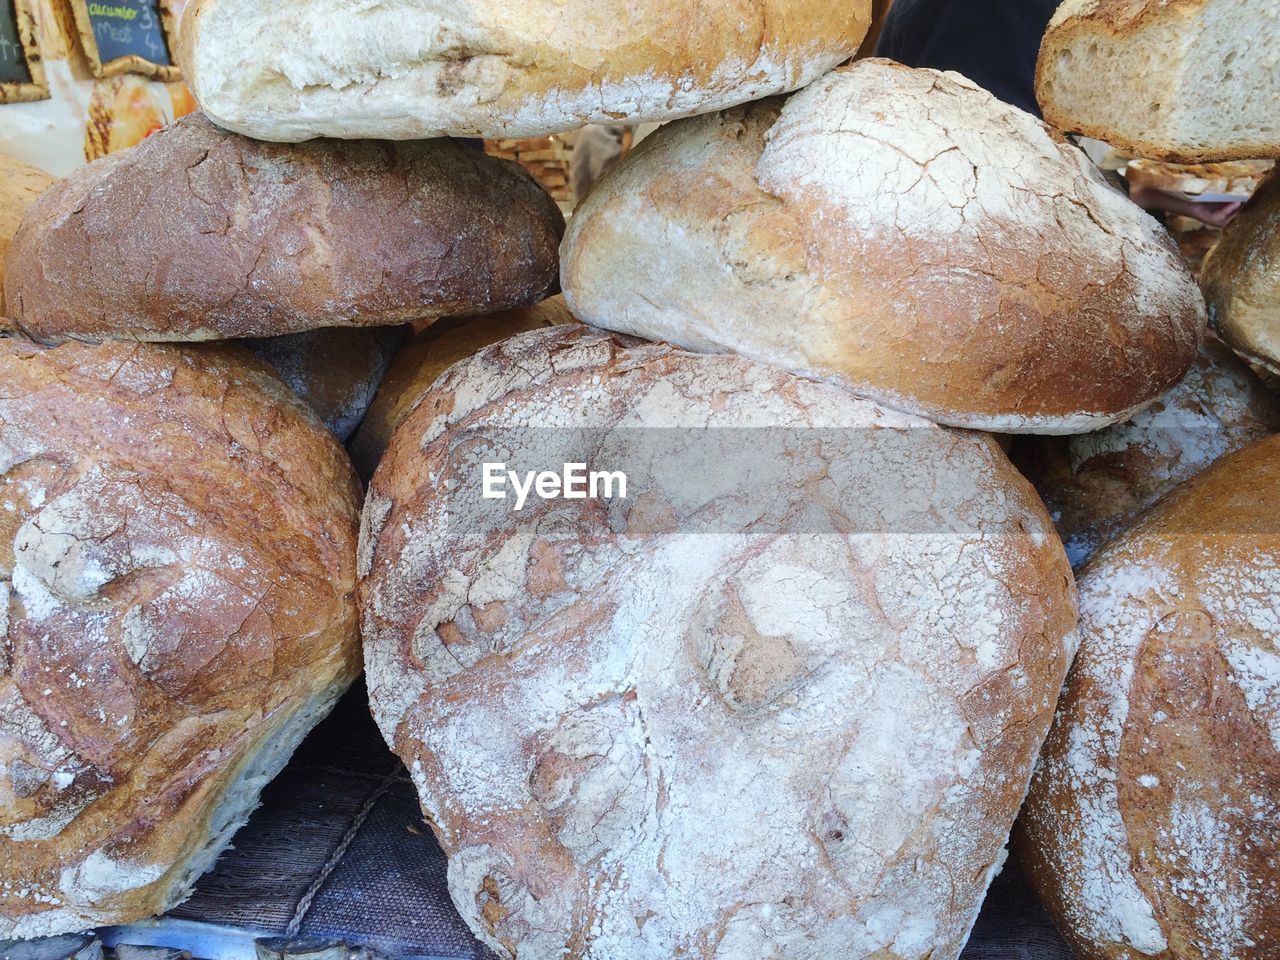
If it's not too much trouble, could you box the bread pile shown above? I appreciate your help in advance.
[3,1,1279,958]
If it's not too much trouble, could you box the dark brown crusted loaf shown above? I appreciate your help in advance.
[359,324,1079,960]
[1,113,565,342]
[0,337,362,938]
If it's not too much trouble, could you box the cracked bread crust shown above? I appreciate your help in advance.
[359,323,1079,959]
[2,113,565,343]
[179,0,872,142]
[0,337,362,938]
[1013,434,1280,960]
[561,60,1207,435]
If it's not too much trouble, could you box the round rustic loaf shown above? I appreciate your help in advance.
[2,113,564,343]
[245,325,407,441]
[360,323,1079,960]
[0,156,55,317]
[1013,434,1280,960]
[1202,171,1280,380]
[0,337,362,938]
[347,297,572,481]
[178,0,873,142]
[562,59,1208,434]
[1012,339,1280,567]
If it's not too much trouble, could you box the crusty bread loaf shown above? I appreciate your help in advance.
[1202,171,1280,378]
[3,113,564,343]
[1036,0,1280,163]
[245,326,407,442]
[348,297,571,481]
[359,323,1079,960]
[0,157,55,316]
[1013,434,1280,960]
[1012,339,1280,566]
[179,0,872,142]
[562,60,1207,435]
[0,337,362,938]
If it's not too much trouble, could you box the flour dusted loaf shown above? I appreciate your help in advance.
[348,297,571,481]
[562,60,1207,434]
[1202,171,1280,379]
[0,157,55,316]
[0,337,362,938]
[1014,434,1280,960]
[245,326,406,441]
[360,324,1079,959]
[179,0,872,142]
[3,113,564,343]
[1012,339,1280,567]
[1036,0,1280,163]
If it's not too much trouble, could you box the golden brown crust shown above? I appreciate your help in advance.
[1202,173,1280,377]
[0,156,56,315]
[1014,435,1280,960]
[563,61,1207,433]
[0,337,362,937]
[180,0,873,141]
[1011,339,1280,566]
[347,297,571,481]
[2,113,565,342]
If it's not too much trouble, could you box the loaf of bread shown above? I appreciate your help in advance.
[3,114,564,343]
[0,157,55,316]
[348,297,571,481]
[178,0,872,142]
[562,60,1207,434]
[1036,0,1280,163]
[360,323,1079,960]
[1014,434,1280,960]
[1012,339,1280,566]
[1202,171,1280,379]
[244,326,407,442]
[0,337,362,938]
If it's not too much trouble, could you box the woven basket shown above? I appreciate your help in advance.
[484,135,575,202]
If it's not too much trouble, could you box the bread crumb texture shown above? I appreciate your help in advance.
[360,324,1079,960]
[1014,435,1280,960]
[2,114,564,342]
[180,0,872,141]
[0,338,362,938]
[1037,0,1280,163]
[561,60,1206,435]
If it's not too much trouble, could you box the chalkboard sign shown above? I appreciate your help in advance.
[0,0,48,103]
[70,0,181,80]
